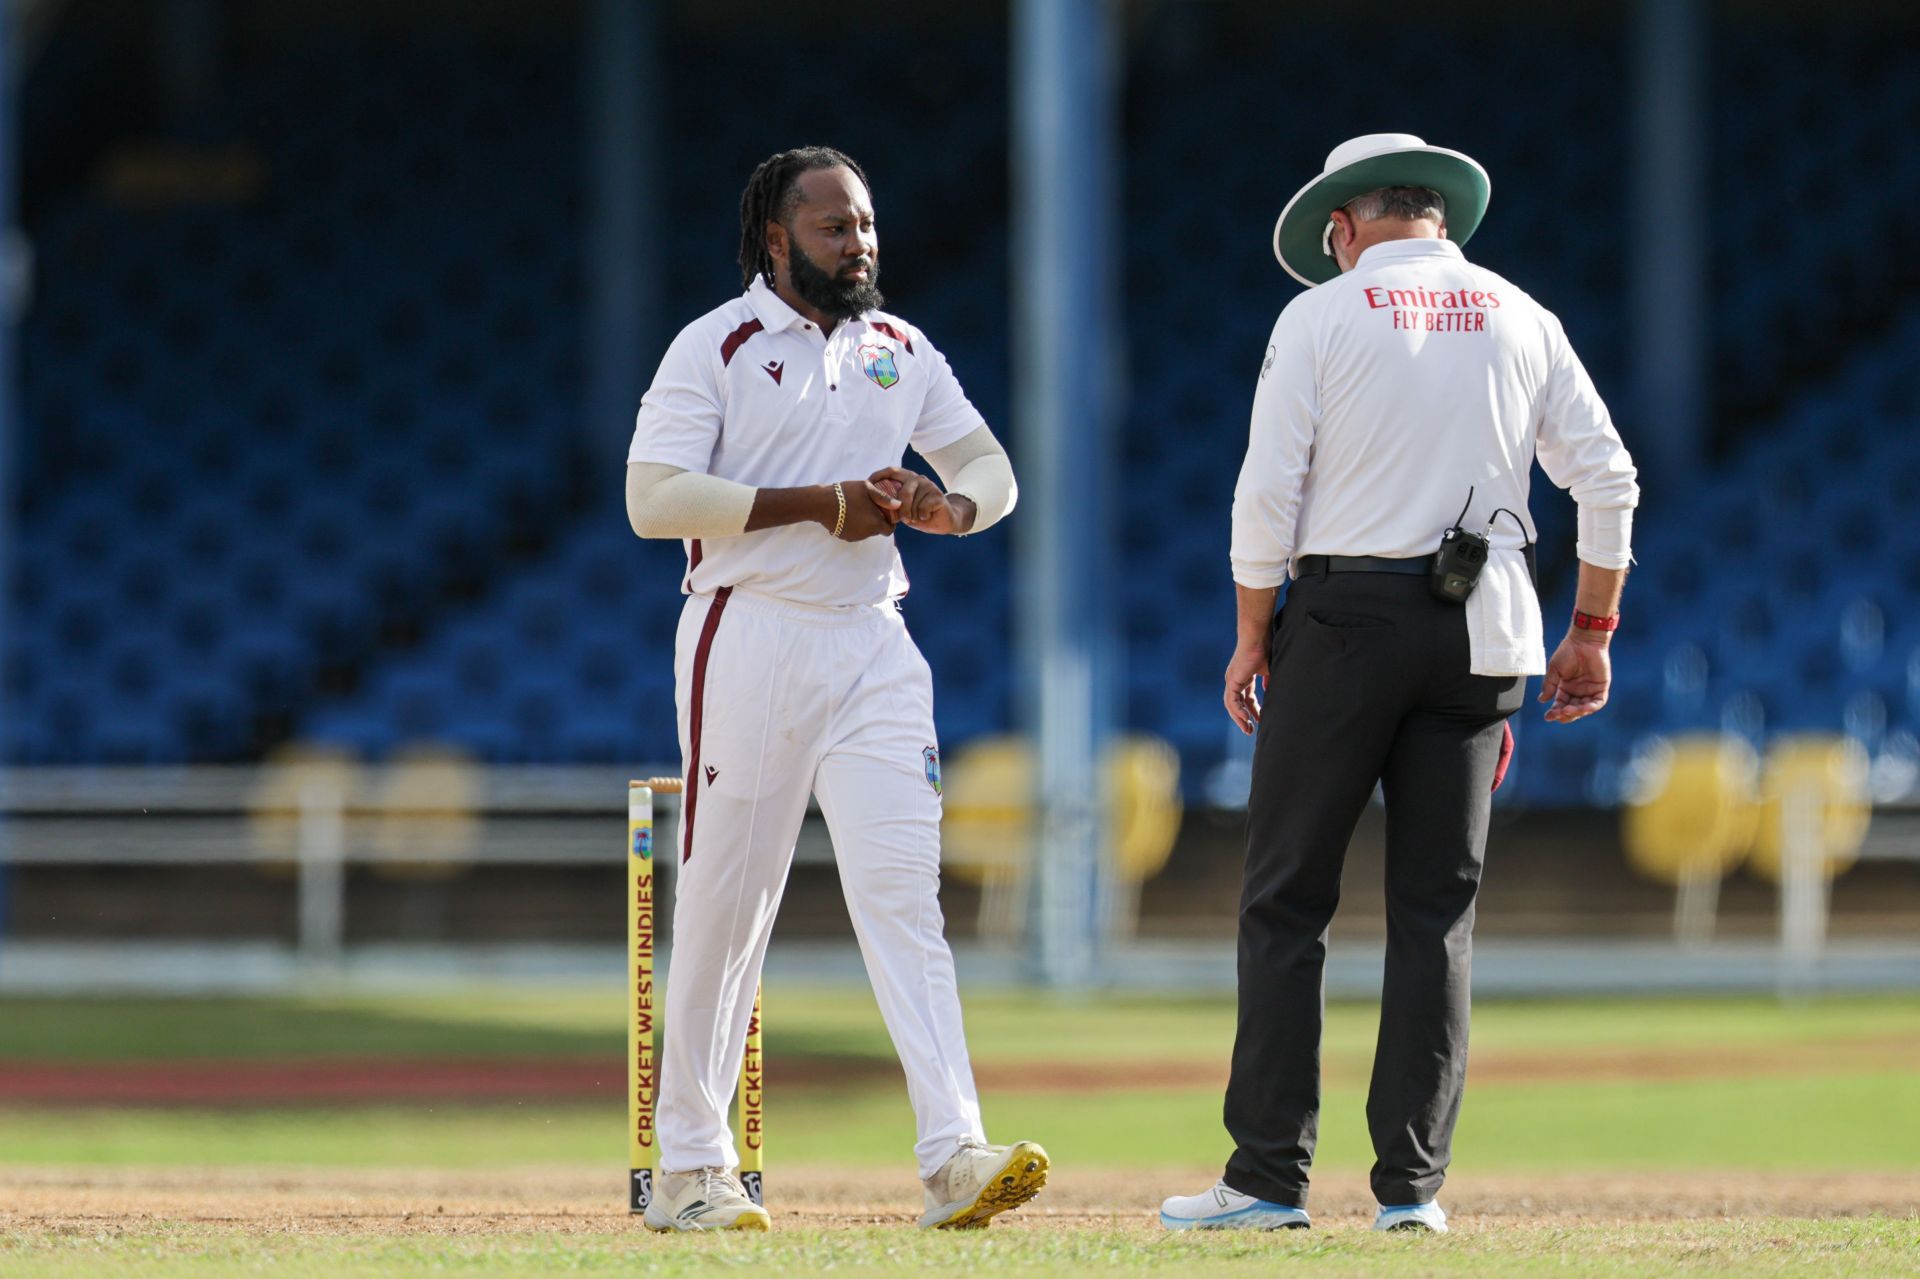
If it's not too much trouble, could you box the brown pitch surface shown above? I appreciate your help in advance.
[3,1166,1916,1236]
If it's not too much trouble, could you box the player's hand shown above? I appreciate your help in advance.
[867,467,973,535]
[1223,641,1268,735]
[1539,632,1611,723]
[834,478,901,541]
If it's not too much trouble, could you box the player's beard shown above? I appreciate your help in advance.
[786,243,883,319]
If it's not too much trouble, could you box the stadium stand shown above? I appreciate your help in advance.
[1712,18,1920,424]
[1519,302,1920,804]
[10,31,583,762]
[8,6,1917,812]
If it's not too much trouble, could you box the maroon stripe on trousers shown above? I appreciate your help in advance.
[681,586,733,863]
[683,539,702,592]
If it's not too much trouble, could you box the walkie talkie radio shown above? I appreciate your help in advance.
[1431,524,1488,603]
[1429,487,1525,605]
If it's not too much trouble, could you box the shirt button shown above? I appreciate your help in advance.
[803,323,812,330]
[830,384,837,391]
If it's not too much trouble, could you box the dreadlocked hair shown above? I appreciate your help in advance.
[737,146,871,290]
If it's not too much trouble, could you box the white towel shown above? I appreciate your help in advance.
[1466,548,1546,677]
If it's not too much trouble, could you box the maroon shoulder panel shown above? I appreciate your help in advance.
[720,319,765,367]
[868,321,915,355]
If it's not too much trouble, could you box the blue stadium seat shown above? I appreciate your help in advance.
[9,5,1917,802]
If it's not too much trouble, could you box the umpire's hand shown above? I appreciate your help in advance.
[1223,641,1267,735]
[1539,632,1611,723]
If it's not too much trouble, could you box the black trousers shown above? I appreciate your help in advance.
[1221,569,1525,1209]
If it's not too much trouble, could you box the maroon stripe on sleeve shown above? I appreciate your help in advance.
[719,319,765,367]
[680,586,733,863]
[868,320,914,355]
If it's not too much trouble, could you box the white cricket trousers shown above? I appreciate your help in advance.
[658,586,985,1180]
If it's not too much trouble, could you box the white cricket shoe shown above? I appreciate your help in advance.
[1159,1181,1311,1231]
[1373,1201,1448,1233]
[642,1167,771,1232]
[917,1138,1049,1229]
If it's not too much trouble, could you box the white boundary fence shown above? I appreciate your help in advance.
[0,766,1916,996]
[0,765,690,975]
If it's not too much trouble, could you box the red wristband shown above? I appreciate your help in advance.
[1572,610,1620,633]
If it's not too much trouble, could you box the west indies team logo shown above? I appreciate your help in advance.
[922,745,942,795]
[859,341,900,389]
[631,823,652,860]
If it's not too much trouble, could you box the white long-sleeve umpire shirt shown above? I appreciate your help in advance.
[1229,237,1640,676]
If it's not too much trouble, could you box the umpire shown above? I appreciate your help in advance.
[1161,135,1640,1235]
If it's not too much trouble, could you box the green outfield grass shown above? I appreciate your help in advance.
[4,1218,1919,1279]
[4,989,1917,1276]
[1,985,1914,1062]
[3,1068,1917,1171]
[1,989,1918,1172]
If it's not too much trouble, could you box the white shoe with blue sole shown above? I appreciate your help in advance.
[1373,1201,1448,1233]
[1160,1181,1311,1231]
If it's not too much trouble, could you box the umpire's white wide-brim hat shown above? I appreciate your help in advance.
[1272,133,1491,287]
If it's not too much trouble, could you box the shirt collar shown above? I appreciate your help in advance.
[746,276,809,333]
[1354,237,1465,270]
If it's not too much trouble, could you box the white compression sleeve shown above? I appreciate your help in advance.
[626,461,756,539]
[1576,505,1634,570]
[922,425,1018,533]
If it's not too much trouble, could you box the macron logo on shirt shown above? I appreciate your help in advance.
[762,360,784,384]
[1363,285,1501,333]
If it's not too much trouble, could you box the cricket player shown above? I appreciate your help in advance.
[624,146,1045,1232]
[1161,135,1638,1233]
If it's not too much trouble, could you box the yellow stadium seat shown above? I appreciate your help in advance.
[1621,733,1760,887]
[1748,735,1871,884]
[939,734,1183,938]
[366,745,483,881]
[247,742,363,874]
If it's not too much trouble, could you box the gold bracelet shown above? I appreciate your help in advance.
[831,481,847,539]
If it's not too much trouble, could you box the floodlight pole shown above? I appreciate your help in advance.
[584,0,659,456]
[1630,0,1706,483]
[0,1,16,931]
[1013,0,1122,989]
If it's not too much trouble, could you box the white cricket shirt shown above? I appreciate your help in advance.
[629,278,986,607]
[1230,237,1640,676]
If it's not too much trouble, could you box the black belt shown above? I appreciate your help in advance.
[1296,545,1537,580]
[1295,554,1426,577]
